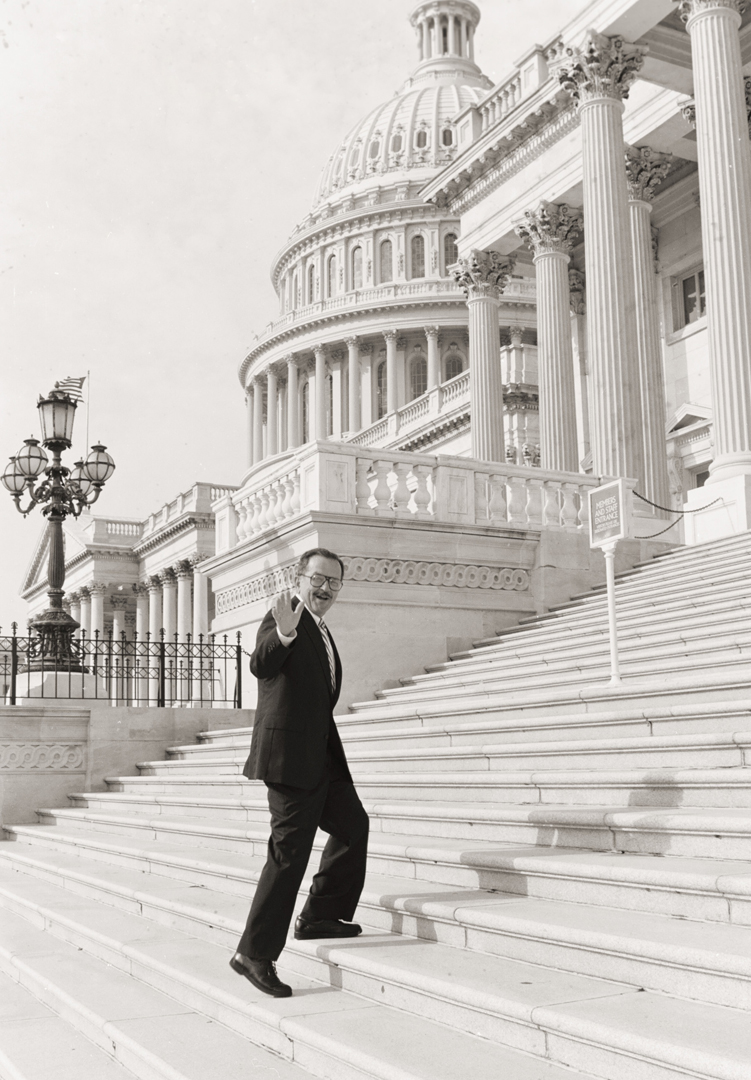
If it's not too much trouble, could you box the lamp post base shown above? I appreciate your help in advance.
[26,609,85,672]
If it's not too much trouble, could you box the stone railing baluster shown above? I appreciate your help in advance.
[507,475,528,524]
[355,459,374,512]
[488,474,508,523]
[561,482,580,529]
[391,461,412,517]
[411,464,433,518]
[542,480,562,528]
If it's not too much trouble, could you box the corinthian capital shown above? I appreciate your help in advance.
[625,145,673,202]
[451,249,516,300]
[514,202,583,256]
[559,32,646,106]
[678,1,746,24]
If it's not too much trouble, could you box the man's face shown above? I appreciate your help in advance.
[298,555,343,618]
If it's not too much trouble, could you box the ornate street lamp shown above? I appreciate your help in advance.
[1,385,116,670]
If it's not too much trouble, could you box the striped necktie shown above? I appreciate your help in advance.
[318,619,336,691]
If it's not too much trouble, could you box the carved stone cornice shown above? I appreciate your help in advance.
[625,145,673,203]
[678,0,746,23]
[514,201,582,256]
[558,33,646,106]
[452,249,516,300]
[569,268,586,314]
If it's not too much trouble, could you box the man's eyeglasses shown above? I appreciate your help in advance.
[302,572,344,592]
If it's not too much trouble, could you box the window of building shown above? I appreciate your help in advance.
[376,360,387,418]
[442,22,448,54]
[380,239,393,283]
[369,139,380,159]
[327,254,337,298]
[682,267,706,325]
[326,372,333,436]
[445,347,465,381]
[411,235,425,279]
[308,264,315,304]
[391,132,402,153]
[292,274,299,310]
[415,129,428,149]
[410,355,427,399]
[443,232,458,270]
[352,246,363,290]
[442,128,453,146]
[302,380,310,443]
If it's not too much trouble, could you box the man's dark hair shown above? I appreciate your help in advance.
[297,547,345,580]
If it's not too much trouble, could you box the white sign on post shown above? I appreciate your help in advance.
[588,479,633,685]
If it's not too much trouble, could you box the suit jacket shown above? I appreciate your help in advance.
[243,601,352,789]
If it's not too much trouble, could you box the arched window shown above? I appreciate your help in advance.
[292,274,299,310]
[302,379,310,443]
[415,129,428,149]
[308,264,315,303]
[411,234,425,279]
[376,360,387,419]
[444,232,458,271]
[445,346,465,382]
[410,355,427,400]
[326,372,334,436]
[327,254,337,298]
[391,132,402,153]
[352,246,363,290]
[380,239,393,283]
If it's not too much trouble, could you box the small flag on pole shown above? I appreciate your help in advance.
[54,376,86,401]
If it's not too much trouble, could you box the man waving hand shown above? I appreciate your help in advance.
[230,548,369,997]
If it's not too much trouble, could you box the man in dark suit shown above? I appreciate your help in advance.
[230,547,369,998]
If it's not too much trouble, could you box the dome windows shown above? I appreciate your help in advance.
[442,127,453,147]
[352,246,363,290]
[415,129,428,150]
[445,344,465,382]
[391,132,403,154]
[380,239,393,283]
[411,234,426,279]
[410,353,427,400]
[444,232,458,271]
[369,138,381,159]
[308,264,316,304]
[327,254,337,298]
[376,360,387,419]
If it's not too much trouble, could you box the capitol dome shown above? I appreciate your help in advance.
[312,1,492,210]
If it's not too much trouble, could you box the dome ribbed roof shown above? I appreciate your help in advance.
[311,2,492,210]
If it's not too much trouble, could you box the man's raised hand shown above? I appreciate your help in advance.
[271,590,304,638]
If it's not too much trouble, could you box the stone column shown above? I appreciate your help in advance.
[79,589,91,639]
[384,330,398,414]
[452,249,515,462]
[133,583,149,639]
[160,569,177,640]
[89,582,107,639]
[175,562,193,640]
[625,145,672,510]
[146,576,162,703]
[245,390,253,469]
[67,591,81,637]
[560,34,646,483]
[679,0,751,486]
[314,346,327,439]
[252,378,264,465]
[111,595,128,641]
[345,336,361,432]
[266,366,278,458]
[286,355,299,449]
[515,202,582,472]
[147,578,162,639]
[425,325,441,389]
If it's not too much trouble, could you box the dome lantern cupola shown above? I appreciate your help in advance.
[410,1,482,75]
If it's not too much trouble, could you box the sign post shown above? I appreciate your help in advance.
[589,479,633,686]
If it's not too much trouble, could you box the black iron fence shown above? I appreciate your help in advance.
[0,625,243,707]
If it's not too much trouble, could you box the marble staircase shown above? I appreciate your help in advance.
[3,533,751,1078]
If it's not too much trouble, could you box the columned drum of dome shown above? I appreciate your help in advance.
[238,1,538,469]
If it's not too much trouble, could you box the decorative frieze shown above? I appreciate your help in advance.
[343,557,530,591]
[559,33,646,105]
[625,145,672,203]
[0,743,84,771]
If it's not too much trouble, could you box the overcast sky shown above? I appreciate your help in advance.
[0,0,587,628]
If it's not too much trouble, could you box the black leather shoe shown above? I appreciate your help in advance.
[229,952,292,997]
[294,916,362,940]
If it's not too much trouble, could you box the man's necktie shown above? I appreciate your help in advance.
[318,620,336,691]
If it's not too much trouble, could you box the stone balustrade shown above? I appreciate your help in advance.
[215,439,600,554]
[350,369,470,449]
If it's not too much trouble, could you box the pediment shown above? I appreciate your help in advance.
[22,518,89,594]
[666,402,712,434]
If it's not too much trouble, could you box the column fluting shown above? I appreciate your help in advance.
[425,326,440,389]
[346,336,361,432]
[286,356,299,450]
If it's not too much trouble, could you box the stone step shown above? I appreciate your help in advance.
[0,969,140,1080]
[346,669,751,724]
[0,906,313,1080]
[162,729,751,774]
[7,816,751,923]
[445,600,751,669]
[3,837,751,1019]
[28,797,751,859]
[0,865,638,1080]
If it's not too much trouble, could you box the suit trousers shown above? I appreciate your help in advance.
[237,753,369,960]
